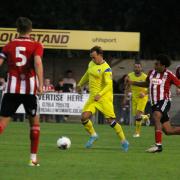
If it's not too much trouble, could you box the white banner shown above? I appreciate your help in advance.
[16,93,89,115]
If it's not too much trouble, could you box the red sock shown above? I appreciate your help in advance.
[30,124,40,154]
[155,130,162,145]
[0,122,5,134]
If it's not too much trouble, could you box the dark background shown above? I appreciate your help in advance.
[0,0,180,59]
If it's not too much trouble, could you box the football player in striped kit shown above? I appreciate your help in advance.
[128,54,180,153]
[0,17,44,165]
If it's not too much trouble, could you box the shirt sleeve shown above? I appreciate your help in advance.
[170,72,180,86]
[98,68,112,96]
[77,70,89,87]
[34,43,44,57]
[176,66,180,79]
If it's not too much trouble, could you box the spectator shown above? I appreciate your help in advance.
[43,77,55,92]
[63,70,76,121]
[55,78,65,92]
[41,77,55,122]
[63,70,76,92]
[54,78,65,123]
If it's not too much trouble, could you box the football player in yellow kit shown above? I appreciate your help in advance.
[77,46,129,151]
[124,63,150,137]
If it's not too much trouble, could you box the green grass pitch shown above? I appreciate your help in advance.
[1,122,180,180]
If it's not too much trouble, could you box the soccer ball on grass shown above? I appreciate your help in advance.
[57,136,71,150]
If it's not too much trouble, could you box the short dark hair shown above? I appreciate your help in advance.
[134,61,142,66]
[16,17,32,34]
[66,70,73,74]
[156,54,171,67]
[90,46,103,55]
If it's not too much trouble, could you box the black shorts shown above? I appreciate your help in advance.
[151,100,171,124]
[0,93,39,117]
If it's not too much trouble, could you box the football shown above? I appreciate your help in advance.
[57,136,71,150]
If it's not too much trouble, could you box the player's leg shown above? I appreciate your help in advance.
[133,98,149,137]
[81,100,98,148]
[0,93,20,134]
[0,117,10,134]
[81,111,98,148]
[29,115,40,166]
[133,110,143,137]
[81,111,96,136]
[23,94,40,166]
[162,121,180,135]
[132,98,140,137]
[140,98,150,126]
[146,110,163,153]
[106,118,129,152]
[100,100,129,152]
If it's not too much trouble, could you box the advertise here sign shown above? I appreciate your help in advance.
[16,93,89,115]
[0,28,140,51]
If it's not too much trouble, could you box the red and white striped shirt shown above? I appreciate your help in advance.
[43,84,55,92]
[176,65,180,79]
[0,37,43,95]
[148,69,180,105]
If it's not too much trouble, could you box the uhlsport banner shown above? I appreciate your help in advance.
[0,28,140,51]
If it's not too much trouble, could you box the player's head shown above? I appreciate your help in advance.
[44,77,51,85]
[16,17,32,35]
[133,62,142,75]
[65,70,73,78]
[155,54,171,72]
[90,46,104,64]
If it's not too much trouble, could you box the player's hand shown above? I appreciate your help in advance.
[139,92,145,98]
[176,88,180,96]
[76,86,82,94]
[125,78,133,86]
[37,86,43,95]
[94,94,101,101]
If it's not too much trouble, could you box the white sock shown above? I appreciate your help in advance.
[30,154,37,162]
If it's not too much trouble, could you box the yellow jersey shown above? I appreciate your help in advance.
[78,60,113,99]
[128,72,148,99]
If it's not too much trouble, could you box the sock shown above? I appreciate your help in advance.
[135,120,142,135]
[141,114,150,121]
[0,122,6,134]
[30,124,40,159]
[155,130,162,145]
[110,120,126,141]
[30,154,37,162]
[82,119,96,136]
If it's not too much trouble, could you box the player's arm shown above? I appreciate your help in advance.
[0,58,4,66]
[175,67,180,95]
[34,55,43,94]
[170,72,180,95]
[128,71,150,87]
[77,71,89,93]
[130,80,149,87]
[0,51,7,66]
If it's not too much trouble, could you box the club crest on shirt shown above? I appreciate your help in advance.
[97,69,101,73]
[151,78,162,85]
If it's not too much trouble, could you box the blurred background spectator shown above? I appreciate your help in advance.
[54,78,65,123]
[41,77,55,122]
[63,70,76,92]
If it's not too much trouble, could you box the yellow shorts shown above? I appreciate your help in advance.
[82,97,116,118]
[132,96,148,116]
